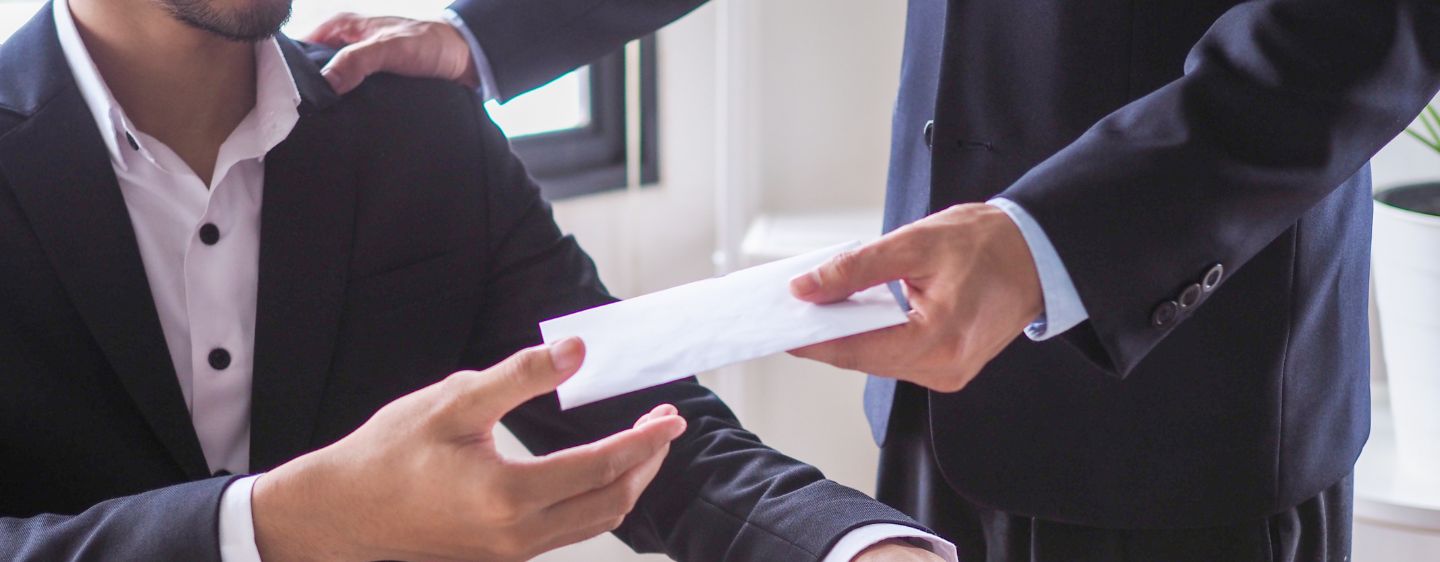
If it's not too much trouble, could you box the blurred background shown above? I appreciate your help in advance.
[2,1,1438,559]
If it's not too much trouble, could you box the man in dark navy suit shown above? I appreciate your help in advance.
[0,0,950,560]
[316,0,1440,560]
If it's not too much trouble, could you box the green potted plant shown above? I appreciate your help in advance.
[1373,103,1440,475]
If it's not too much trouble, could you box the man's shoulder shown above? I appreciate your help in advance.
[295,40,482,120]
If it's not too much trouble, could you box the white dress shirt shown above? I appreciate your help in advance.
[54,1,295,559]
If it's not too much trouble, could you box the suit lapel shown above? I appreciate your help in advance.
[0,4,210,479]
[0,89,213,480]
[248,38,357,471]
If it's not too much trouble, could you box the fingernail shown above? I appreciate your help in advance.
[790,271,819,296]
[549,337,583,372]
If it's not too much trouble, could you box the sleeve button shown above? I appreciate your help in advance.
[1178,283,1204,309]
[1203,263,1225,292]
[1152,301,1180,328]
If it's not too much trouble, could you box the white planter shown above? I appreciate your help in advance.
[1374,182,1440,476]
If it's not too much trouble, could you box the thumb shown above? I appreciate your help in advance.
[319,40,386,95]
[440,338,586,433]
[790,234,920,304]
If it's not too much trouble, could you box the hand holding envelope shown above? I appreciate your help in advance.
[540,241,909,409]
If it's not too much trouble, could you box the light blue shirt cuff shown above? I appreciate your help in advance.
[987,197,1089,340]
[821,523,958,562]
[442,9,501,101]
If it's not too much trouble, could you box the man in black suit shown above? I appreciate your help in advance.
[0,1,949,560]
[316,0,1440,560]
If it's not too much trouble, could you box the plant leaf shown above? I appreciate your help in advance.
[1405,127,1440,154]
[1422,105,1440,144]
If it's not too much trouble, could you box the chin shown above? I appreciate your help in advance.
[164,0,294,42]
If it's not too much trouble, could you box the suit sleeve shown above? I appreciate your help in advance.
[998,0,1440,376]
[0,477,233,561]
[446,0,708,101]
[453,92,927,561]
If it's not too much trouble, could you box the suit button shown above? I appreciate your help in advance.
[199,223,220,245]
[208,348,231,370]
[1178,283,1203,309]
[924,120,935,149]
[1152,301,1180,328]
[1202,263,1225,292]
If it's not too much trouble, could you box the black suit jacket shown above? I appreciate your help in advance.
[450,0,1440,528]
[0,5,925,560]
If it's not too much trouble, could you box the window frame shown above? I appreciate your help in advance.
[507,36,659,200]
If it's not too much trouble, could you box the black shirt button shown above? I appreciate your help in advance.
[213,469,232,477]
[199,223,220,245]
[923,120,935,149]
[125,132,139,151]
[1178,283,1204,309]
[1151,301,1180,328]
[208,348,231,370]
[1203,263,1225,292]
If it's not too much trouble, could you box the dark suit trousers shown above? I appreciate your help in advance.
[877,383,1352,562]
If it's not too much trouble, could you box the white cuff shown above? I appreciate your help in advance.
[218,475,263,562]
[987,197,1090,341]
[821,523,958,562]
[442,9,501,102]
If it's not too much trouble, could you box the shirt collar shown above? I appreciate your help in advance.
[52,0,302,172]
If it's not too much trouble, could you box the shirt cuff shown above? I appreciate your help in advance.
[442,9,501,101]
[821,523,958,562]
[987,197,1090,341]
[218,475,263,562]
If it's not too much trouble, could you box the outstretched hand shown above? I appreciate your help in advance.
[252,338,687,562]
[305,13,479,95]
[789,203,1043,393]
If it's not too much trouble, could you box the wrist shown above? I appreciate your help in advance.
[976,204,1044,322]
[432,18,480,89]
[252,452,365,562]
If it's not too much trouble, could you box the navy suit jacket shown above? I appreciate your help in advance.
[451,0,1440,528]
[0,4,925,559]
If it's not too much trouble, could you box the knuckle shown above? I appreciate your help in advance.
[608,486,638,516]
[486,497,522,526]
[600,454,625,485]
[511,346,550,374]
[490,535,524,558]
[481,481,526,525]
[607,515,627,532]
[829,250,862,280]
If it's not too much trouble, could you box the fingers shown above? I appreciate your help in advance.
[439,338,586,432]
[634,404,678,428]
[321,39,390,95]
[512,412,685,508]
[789,311,925,376]
[790,232,925,304]
[303,12,369,46]
[533,435,672,547]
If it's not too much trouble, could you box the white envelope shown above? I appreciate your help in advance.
[542,241,909,409]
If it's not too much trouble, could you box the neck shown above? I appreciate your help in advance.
[68,0,259,184]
